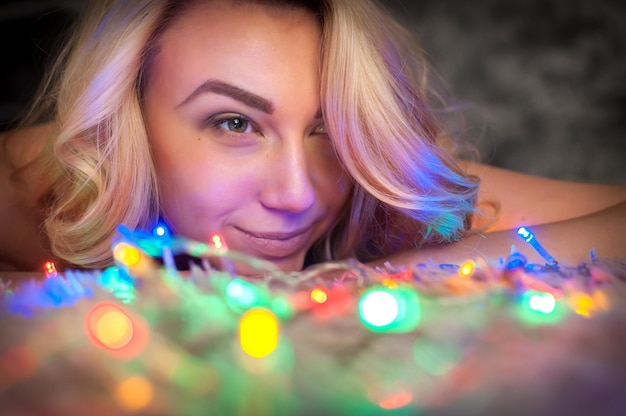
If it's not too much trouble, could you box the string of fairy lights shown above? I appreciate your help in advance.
[0,222,622,414]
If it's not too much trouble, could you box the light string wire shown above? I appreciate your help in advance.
[1,225,625,415]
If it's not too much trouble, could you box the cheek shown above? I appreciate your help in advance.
[309,140,353,210]
[155,157,214,235]
[327,172,353,216]
[151,142,254,238]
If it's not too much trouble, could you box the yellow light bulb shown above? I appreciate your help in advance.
[95,310,134,350]
[458,261,474,277]
[310,288,328,304]
[115,376,153,411]
[210,233,226,250]
[113,243,141,267]
[239,308,279,358]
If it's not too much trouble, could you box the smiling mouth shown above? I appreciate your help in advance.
[234,227,312,258]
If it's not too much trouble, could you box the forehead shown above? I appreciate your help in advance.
[146,1,322,102]
[161,0,319,47]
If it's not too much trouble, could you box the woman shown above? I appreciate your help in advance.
[1,0,624,276]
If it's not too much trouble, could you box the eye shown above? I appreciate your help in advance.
[312,123,326,135]
[216,116,253,133]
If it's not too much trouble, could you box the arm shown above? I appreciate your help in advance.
[372,200,626,268]
[465,162,626,231]
[371,164,626,268]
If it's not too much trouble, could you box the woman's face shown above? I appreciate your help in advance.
[143,2,351,273]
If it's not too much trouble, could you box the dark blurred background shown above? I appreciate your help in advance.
[1,0,625,183]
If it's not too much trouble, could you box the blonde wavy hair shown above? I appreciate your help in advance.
[22,0,480,269]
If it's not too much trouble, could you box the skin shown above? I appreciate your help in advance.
[376,163,626,268]
[0,2,625,279]
[143,2,351,274]
[0,124,52,272]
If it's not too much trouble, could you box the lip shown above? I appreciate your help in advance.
[234,226,313,259]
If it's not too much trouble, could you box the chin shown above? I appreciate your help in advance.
[230,255,305,278]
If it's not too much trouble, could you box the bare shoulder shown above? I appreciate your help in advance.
[2,124,52,164]
[462,162,626,232]
[0,124,54,271]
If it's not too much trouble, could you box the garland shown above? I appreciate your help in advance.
[1,225,625,415]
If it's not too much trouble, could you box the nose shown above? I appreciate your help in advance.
[260,138,316,214]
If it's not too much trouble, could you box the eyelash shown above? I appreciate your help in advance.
[207,114,257,136]
[204,113,327,138]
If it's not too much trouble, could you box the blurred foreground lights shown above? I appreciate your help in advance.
[43,261,58,278]
[152,221,170,238]
[360,291,398,327]
[115,376,154,412]
[519,291,564,326]
[378,391,414,410]
[226,279,263,312]
[367,382,414,411]
[239,308,279,358]
[210,233,226,250]
[359,287,421,333]
[528,292,556,314]
[85,302,149,359]
[96,308,134,349]
[458,261,475,277]
[310,288,328,304]
[113,243,141,267]
[569,290,610,318]
[99,267,136,304]
[382,278,398,288]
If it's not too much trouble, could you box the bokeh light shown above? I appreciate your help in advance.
[115,375,153,411]
[568,290,609,318]
[95,309,134,349]
[85,302,148,359]
[43,261,58,278]
[528,292,556,314]
[310,288,328,304]
[359,287,421,333]
[210,233,226,250]
[239,308,279,358]
[226,279,265,312]
[152,221,170,238]
[98,267,136,304]
[270,296,293,320]
[378,391,413,410]
[113,243,141,267]
[382,278,398,288]
[518,291,564,325]
[360,290,399,327]
[367,381,414,411]
[458,261,474,277]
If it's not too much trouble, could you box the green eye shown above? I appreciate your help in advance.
[313,124,326,134]
[220,117,251,133]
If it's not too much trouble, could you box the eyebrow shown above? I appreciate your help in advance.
[177,79,274,113]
